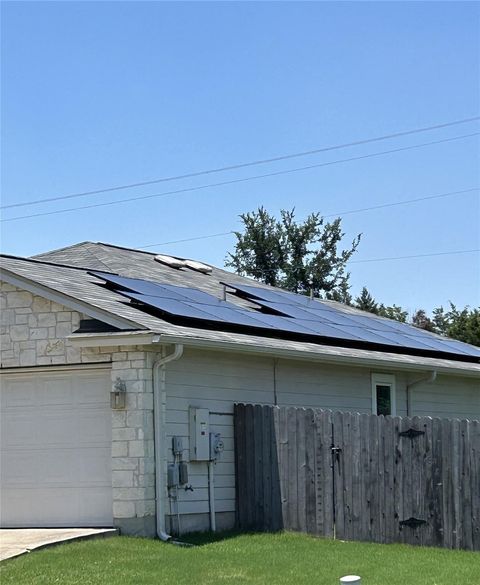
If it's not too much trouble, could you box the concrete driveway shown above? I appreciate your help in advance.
[0,528,118,561]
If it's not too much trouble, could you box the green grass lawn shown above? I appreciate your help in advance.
[1,531,479,585]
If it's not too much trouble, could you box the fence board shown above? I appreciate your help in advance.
[304,409,317,534]
[271,406,283,531]
[316,409,334,538]
[296,409,307,532]
[470,420,480,550]
[234,403,479,550]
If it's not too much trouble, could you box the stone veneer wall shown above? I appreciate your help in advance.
[0,281,158,536]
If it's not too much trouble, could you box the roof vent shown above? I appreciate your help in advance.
[154,254,186,269]
[184,259,213,274]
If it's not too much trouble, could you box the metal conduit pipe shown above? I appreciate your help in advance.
[406,370,437,416]
[153,344,184,541]
[208,461,216,532]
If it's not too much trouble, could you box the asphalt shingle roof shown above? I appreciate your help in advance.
[1,241,478,369]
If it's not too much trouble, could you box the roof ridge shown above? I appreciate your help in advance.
[32,241,95,258]
[95,241,158,256]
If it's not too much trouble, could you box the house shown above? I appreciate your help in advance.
[1,241,479,537]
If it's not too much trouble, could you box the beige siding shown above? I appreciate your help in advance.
[165,347,479,526]
[412,374,480,419]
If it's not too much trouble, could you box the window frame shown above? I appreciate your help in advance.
[371,373,396,416]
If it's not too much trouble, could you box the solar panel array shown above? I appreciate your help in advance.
[89,271,480,360]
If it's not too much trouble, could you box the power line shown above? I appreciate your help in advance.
[141,231,235,247]
[2,116,479,211]
[347,249,479,264]
[137,187,479,248]
[229,249,479,268]
[2,132,478,223]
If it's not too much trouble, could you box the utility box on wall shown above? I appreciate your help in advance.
[189,407,210,461]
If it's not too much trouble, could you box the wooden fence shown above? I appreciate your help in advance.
[234,404,480,550]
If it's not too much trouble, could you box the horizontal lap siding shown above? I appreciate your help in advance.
[164,348,478,521]
[165,349,374,519]
[413,375,480,420]
[166,350,274,516]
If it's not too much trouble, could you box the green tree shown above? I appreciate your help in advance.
[377,303,408,323]
[432,306,449,335]
[353,287,408,323]
[355,287,379,313]
[441,303,480,346]
[412,309,435,332]
[226,207,361,300]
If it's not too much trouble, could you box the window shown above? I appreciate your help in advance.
[371,373,396,416]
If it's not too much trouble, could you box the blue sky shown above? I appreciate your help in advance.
[1,1,479,313]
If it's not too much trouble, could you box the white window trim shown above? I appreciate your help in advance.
[371,373,396,416]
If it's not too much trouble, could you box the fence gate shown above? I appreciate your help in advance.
[234,404,480,551]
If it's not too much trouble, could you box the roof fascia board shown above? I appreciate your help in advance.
[157,334,480,378]
[1,268,142,331]
[69,332,160,347]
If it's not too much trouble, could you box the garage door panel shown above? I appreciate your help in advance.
[1,451,39,486]
[39,378,74,406]
[0,368,113,527]
[36,412,80,446]
[0,379,37,408]
[78,488,114,524]
[40,450,77,485]
[1,487,112,527]
[76,378,110,406]
[1,413,37,448]
[77,411,111,443]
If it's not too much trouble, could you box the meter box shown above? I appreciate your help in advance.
[189,407,210,461]
[209,432,224,461]
[167,463,179,488]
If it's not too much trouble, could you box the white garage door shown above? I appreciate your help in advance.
[0,367,113,527]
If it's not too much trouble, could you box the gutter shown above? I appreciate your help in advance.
[70,331,161,347]
[406,370,437,417]
[152,344,184,541]
[153,334,480,378]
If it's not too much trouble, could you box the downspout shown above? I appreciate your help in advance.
[153,344,184,541]
[406,370,437,416]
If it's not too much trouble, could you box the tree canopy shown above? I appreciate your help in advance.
[354,288,479,346]
[226,207,361,302]
[226,207,479,347]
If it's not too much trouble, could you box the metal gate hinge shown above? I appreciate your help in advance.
[400,517,427,529]
[399,428,425,439]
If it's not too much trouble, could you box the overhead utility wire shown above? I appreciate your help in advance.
[2,116,479,211]
[348,249,479,264]
[235,249,480,266]
[2,132,478,223]
[138,187,479,248]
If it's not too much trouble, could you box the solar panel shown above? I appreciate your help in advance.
[126,293,226,322]
[222,282,315,307]
[90,271,237,307]
[258,301,368,328]
[90,273,479,361]
[223,281,480,359]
